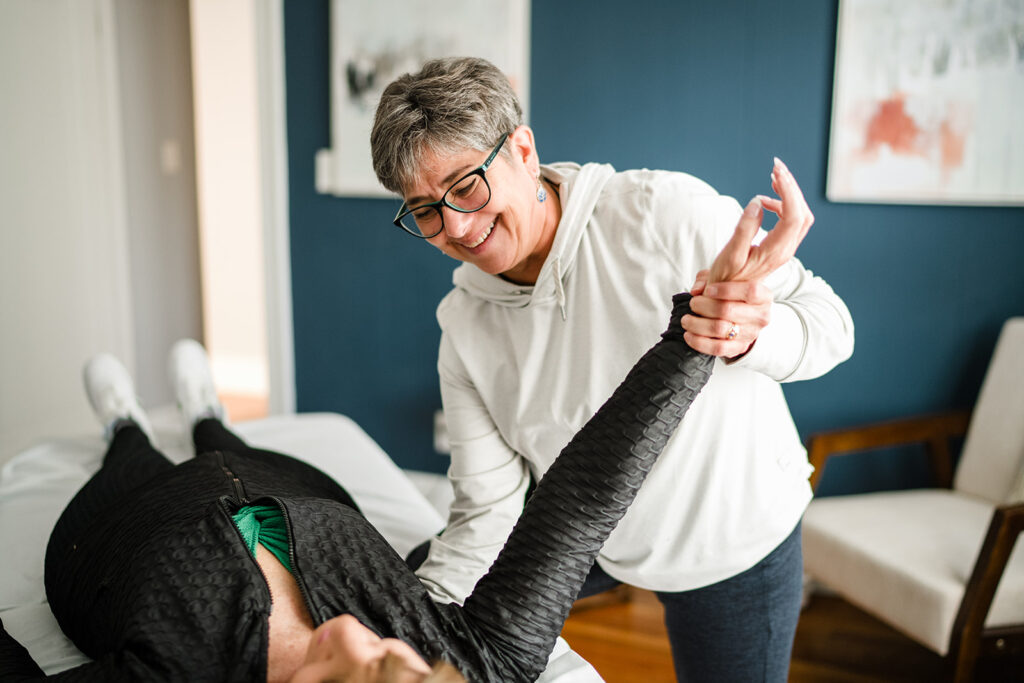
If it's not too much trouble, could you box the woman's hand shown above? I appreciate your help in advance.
[681,157,814,358]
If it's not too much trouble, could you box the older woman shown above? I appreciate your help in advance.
[371,57,854,682]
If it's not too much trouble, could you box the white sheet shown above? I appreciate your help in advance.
[0,410,601,681]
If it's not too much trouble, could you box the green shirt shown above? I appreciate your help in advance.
[231,504,292,573]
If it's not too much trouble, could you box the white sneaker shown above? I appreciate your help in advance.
[169,339,225,432]
[82,353,154,442]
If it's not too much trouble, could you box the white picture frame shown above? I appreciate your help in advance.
[316,0,531,198]
[826,0,1024,206]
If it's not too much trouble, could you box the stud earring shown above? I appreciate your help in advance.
[536,176,547,203]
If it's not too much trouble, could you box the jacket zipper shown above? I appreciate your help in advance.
[273,496,320,625]
[215,451,249,504]
[214,451,268,612]
[214,452,318,626]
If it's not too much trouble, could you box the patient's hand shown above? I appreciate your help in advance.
[681,157,814,358]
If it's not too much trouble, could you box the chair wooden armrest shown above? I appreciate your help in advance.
[949,502,1024,682]
[806,410,972,491]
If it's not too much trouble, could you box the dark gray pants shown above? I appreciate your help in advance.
[578,522,804,683]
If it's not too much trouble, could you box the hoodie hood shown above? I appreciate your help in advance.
[450,162,616,318]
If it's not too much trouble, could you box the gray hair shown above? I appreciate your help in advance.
[370,56,524,195]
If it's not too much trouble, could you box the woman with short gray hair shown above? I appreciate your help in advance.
[372,57,523,197]
[371,56,854,682]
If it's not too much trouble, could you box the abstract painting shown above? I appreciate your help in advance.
[316,0,530,198]
[827,0,1024,205]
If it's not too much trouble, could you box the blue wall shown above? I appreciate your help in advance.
[284,1,1024,489]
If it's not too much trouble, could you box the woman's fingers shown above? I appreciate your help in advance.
[683,159,816,357]
[756,194,782,215]
[697,280,772,306]
[773,158,814,242]
[688,283,772,325]
[681,314,749,340]
[690,269,710,295]
[680,293,773,359]
[702,158,814,287]
[748,159,813,275]
[707,197,763,284]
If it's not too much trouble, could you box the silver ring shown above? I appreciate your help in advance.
[726,323,739,340]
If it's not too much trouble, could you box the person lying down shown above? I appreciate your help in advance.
[0,186,807,682]
[0,309,709,683]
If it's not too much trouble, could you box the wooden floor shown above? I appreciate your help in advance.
[561,588,1024,682]
[219,392,269,423]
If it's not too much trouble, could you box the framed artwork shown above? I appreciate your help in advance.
[315,0,530,198]
[826,0,1024,205]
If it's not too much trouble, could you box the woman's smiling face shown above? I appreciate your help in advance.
[402,126,557,285]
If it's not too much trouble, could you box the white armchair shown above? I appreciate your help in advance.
[802,318,1024,682]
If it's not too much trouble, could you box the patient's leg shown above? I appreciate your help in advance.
[175,337,361,509]
[47,423,173,563]
[98,421,175,488]
[49,351,175,547]
[192,414,249,453]
[192,417,361,510]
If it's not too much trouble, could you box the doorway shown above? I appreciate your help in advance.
[189,0,293,421]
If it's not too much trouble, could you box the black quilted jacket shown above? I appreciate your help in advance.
[0,294,713,682]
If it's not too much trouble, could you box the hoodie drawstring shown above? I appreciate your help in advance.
[553,257,567,321]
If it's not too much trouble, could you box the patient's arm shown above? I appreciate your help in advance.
[460,293,714,681]
[0,617,142,681]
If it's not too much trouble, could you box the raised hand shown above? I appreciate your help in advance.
[682,157,815,358]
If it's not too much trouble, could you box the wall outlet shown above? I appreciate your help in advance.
[433,409,450,454]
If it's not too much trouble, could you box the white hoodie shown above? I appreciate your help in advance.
[416,162,854,602]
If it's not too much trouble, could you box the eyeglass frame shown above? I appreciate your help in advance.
[392,133,511,239]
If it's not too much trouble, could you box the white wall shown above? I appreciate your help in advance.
[115,0,203,406]
[190,0,269,398]
[0,0,134,460]
[0,0,201,462]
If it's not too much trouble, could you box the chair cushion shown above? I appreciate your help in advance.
[803,489,1024,655]
[955,317,1024,504]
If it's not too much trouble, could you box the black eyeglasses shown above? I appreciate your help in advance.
[393,134,510,239]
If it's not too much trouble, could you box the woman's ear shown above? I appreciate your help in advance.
[508,125,539,173]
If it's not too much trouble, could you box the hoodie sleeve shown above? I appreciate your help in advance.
[413,333,533,606]
[727,257,855,382]
[457,293,714,682]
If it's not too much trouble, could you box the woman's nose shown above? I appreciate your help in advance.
[441,205,474,239]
